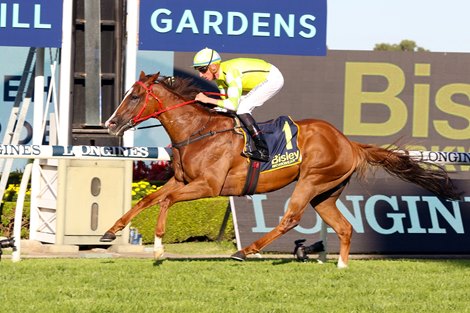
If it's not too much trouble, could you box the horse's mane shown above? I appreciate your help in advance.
[154,75,203,101]
[144,74,225,114]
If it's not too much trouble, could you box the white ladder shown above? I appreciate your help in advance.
[0,48,36,203]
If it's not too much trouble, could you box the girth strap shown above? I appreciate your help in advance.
[241,160,261,196]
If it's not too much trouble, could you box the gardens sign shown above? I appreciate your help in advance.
[139,0,327,56]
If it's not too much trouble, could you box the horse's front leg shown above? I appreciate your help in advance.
[100,178,182,242]
[151,177,224,259]
[153,198,171,259]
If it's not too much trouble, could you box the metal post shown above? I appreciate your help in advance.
[30,48,45,243]
[123,0,139,147]
[58,0,73,146]
[84,0,102,126]
[318,220,327,263]
[11,163,33,262]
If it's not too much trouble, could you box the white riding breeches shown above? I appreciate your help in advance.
[236,65,284,114]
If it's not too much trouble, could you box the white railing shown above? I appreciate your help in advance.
[1,145,171,262]
[0,145,172,162]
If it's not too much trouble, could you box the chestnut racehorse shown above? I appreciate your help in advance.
[101,72,459,268]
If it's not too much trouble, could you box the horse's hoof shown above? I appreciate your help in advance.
[153,247,165,260]
[231,250,246,261]
[100,232,116,242]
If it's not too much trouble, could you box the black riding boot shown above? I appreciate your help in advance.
[238,113,270,162]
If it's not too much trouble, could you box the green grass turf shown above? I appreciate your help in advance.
[1,257,469,313]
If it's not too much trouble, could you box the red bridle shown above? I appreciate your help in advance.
[130,81,196,125]
[130,81,226,126]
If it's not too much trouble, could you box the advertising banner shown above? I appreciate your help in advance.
[174,50,470,254]
[232,179,470,254]
[139,0,327,56]
[0,0,63,48]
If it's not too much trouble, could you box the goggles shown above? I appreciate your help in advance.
[194,49,214,74]
[195,65,209,73]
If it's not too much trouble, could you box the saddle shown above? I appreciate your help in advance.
[240,116,301,172]
[239,116,302,195]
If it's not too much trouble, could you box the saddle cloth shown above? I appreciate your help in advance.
[242,116,302,172]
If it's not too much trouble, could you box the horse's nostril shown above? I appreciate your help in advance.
[105,120,115,128]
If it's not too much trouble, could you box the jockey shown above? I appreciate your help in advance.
[193,47,284,163]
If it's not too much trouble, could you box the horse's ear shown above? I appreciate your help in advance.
[139,71,146,80]
[150,72,160,83]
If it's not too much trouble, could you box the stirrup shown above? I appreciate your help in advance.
[243,149,270,162]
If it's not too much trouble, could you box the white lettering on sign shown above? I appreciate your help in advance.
[0,3,51,29]
[227,11,247,35]
[250,195,468,235]
[204,11,223,35]
[149,8,317,38]
[62,146,151,158]
[176,9,198,33]
[0,3,4,27]
[150,8,172,32]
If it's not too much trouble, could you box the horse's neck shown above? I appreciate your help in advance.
[160,104,215,143]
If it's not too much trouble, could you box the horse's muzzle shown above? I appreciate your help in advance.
[104,118,130,136]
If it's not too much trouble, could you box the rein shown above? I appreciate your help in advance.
[130,79,232,148]
[130,81,226,126]
[172,127,238,148]
[172,106,239,148]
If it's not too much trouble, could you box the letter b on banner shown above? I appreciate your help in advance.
[343,62,407,136]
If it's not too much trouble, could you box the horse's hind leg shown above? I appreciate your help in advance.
[232,181,314,261]
[311,191,352,268]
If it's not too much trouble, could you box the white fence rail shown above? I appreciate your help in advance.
[1,145,469,165]
[0,145,172,161]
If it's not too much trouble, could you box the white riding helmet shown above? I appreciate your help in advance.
[193,48,221,68]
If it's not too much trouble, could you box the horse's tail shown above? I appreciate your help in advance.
[353,142,461,200]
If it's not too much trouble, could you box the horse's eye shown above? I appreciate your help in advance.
[130,95,140,101]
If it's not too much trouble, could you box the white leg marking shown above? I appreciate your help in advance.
[337,255,348,269]
[154,236,165,259]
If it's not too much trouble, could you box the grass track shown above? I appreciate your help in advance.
[1,257,469,313]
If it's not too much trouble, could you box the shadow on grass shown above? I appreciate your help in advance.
[151,256,327,267]
[153,257,251,267]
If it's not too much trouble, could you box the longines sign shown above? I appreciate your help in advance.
[232,180,470,254]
